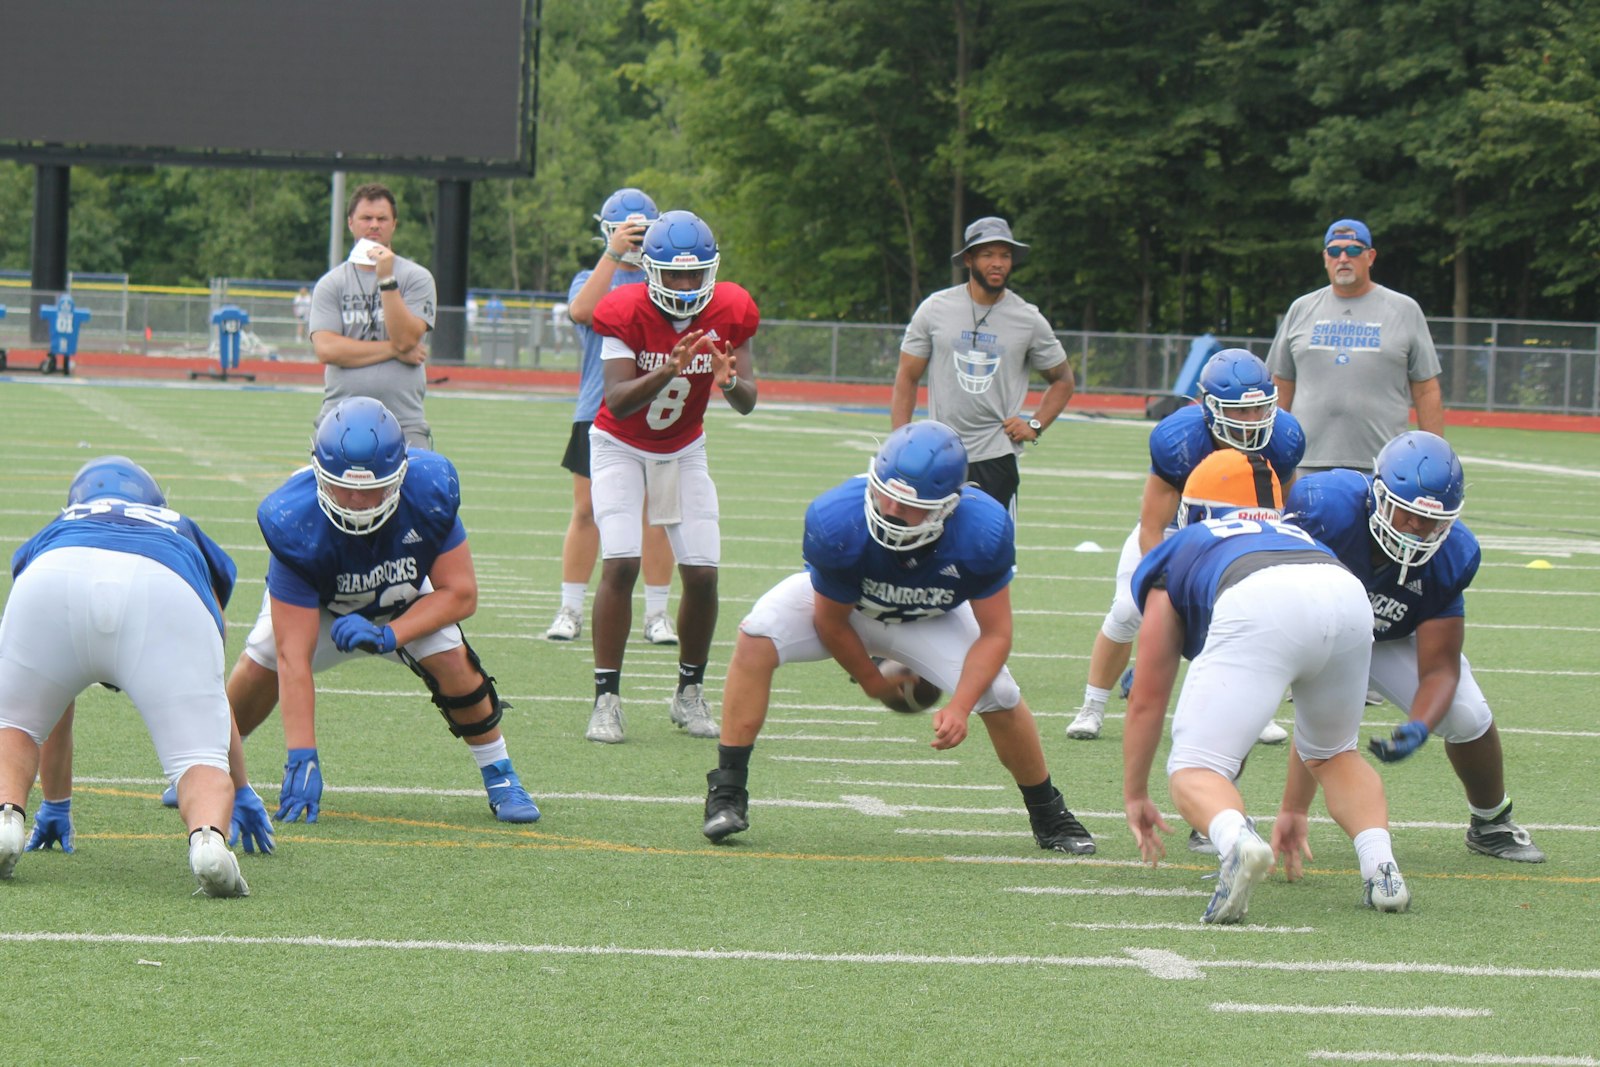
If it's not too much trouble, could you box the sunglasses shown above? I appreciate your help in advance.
[1325,243,1370,259]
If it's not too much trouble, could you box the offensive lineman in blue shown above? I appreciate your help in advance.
[700,421,1095,854]
[0,457,250,896]
[1122,450,1408,923]
[223,397,541,825]
[1285,430,1545,862]
[1069,349,1306,746]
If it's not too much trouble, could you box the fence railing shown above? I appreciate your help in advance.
[1,283,1596,416]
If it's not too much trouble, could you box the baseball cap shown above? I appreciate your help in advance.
[1324,218,1373,246]
[952,216,1029,264]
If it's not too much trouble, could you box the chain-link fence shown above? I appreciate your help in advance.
[2,282,1596,415]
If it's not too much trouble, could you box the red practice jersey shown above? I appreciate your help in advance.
[590,282,760,454]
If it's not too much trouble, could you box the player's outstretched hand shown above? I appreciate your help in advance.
[1124,797,1171,866]
[330,614,397,655]
[277,748,323,824]
[1271,809,1312,881]
[230,785,276,854]
[25,798,75,853]
[1369,720,1430,763]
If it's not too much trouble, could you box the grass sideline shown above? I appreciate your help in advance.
[1,378,1598,1066]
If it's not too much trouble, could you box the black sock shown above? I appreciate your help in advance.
[1019,776,1056,809]
[717,743,753,773]
[594,669,621,698]
[678,663,705,690]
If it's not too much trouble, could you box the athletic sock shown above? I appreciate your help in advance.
[1208,809,1251,858]
[594,669,621,698]
[678,663,705,691]
[1018,776,1056,810]
[644,584,670,617]
[1353,826,1397,881]
[717,744,753,773]
[1082,685,1110,711]
[560,582,587,613]
[468,737,510,770]
[1469,794,1512,822]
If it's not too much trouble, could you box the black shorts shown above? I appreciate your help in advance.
[966,453,1020,516]
[561,420,593,479]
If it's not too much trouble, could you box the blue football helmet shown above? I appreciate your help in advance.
[1199,349,1277,451]
[641,210,720,318]
[67,455,165,508]
[311,397,409,534]
[596,187,660,267]
[1368,430,1464,580]
[865,421,968,552]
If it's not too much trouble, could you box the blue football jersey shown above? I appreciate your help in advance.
[1132,517,1338,659]
[1148,405,1306,490]
[569,265,646,423]
[1285,470,1476,640]
[259,449,467,622]
[803,478,1014,622]
[12,501,237,635]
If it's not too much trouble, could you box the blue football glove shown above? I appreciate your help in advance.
[330,614,397,655]
[1369,719,1431,763]
[24,798,75,853]
[276,747,323,823]
[230,785,276,854]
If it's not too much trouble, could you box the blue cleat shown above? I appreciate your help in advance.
[161,781,178,808]
[1118,667,1134,700]
[1202,826,1273,924]
[482,760,541,823]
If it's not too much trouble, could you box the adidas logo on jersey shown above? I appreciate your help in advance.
[939,564,961,578]
[1405,579,1423,595]
[401,528,423,545]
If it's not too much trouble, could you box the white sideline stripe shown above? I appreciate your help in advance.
[67,777,1600,834]
[1029,710,1600,739]
[1079,923,1316,934]
[842,795,904,817]
[816,779,1005,791]
[761,732,921,744]
[1005,885,1210,898]
[773,717,884,726]
[1213,1002,1488,1018]
[1308,1053,1596,1066]
[772,756,956,766]
[1465,455,1600,479]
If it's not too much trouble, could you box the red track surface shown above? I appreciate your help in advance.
[10,349,1599,432]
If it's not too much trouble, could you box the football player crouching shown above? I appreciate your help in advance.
[701,420,1095,855]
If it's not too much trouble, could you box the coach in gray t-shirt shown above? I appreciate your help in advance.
[310,182,437,449]
[1267,218,1444,472]
[891,217,1073,516]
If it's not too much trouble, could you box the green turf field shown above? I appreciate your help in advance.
[2,379,1597,1066]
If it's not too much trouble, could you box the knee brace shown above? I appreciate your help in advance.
[399,640,508,739]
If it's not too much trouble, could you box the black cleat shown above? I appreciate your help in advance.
[702,769,749,843]
[1028,788,1095,855]
[1466,803,1546,863]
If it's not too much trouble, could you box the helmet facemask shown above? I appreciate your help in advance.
[599,212,655,267]
[1203,389,1277,451]
[314,458,408,535]
[1368,479,1459,583]
[645,256,719,318]
[864,465,961,552]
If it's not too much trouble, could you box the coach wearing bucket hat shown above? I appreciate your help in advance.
[1266,218,1444,474]
[891,216,1073,518]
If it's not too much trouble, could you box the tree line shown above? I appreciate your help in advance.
[2,0,1596,335]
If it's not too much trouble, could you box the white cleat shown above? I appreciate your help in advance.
[669,684,719,739]
[189,827,249,898]
[1202,828,1272,924]
[545,606,582,641]
[586,692,626,744]
[1066,703,1104,740]
[1256,719,1289,745]
[1363,861,1411,912]
[1,805,25,879]
[642,612,679,646]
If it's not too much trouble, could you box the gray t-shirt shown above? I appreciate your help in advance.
[1267,283,1441,470]
[310,254,437,442]
[900,284,1066,463]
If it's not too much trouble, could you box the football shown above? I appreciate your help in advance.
[876,659,943,713]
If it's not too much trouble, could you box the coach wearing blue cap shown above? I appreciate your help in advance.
[1266,218,1445,474]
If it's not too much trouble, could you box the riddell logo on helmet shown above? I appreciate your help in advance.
[1412,497,1446,513]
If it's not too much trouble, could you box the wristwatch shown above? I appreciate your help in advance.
[377,277,400,292]
[1027,418,1044,436]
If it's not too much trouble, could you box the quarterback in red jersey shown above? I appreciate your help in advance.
[583,209,760,745]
